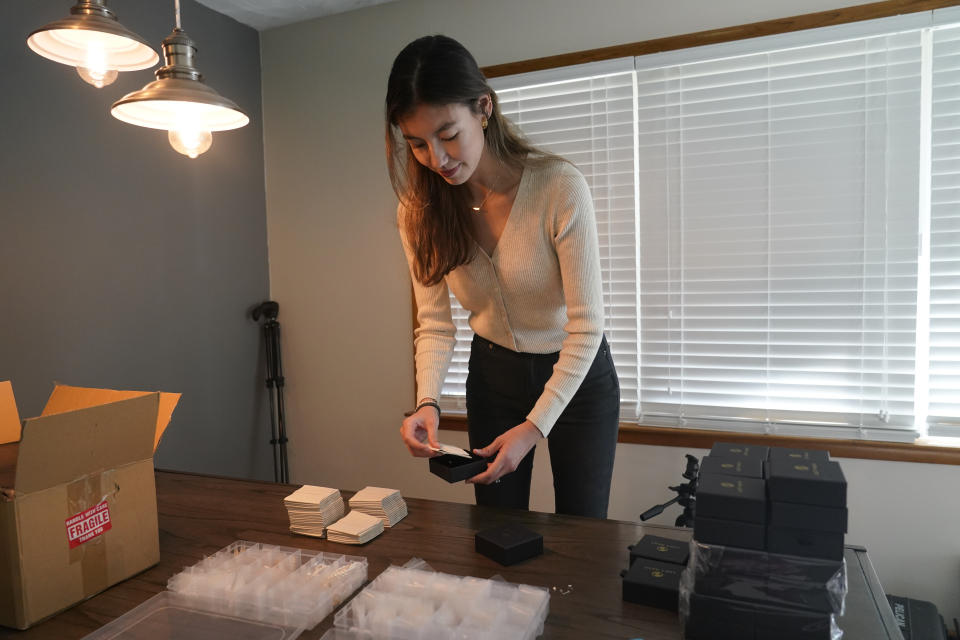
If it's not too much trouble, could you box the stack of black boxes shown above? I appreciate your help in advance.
[682,443,849,640]
[621,534,690,610]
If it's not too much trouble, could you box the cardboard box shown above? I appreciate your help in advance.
[0,382,179,629]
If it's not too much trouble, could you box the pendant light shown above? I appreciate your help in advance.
[110,0,249,159]
[27,0,158,89]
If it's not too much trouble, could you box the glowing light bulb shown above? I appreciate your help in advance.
[168,128,213,158]
[76,66,118,88]
[76,43,117,88]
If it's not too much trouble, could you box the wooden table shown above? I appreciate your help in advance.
[1,470,686,639]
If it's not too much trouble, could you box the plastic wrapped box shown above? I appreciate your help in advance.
[679,540,847,640]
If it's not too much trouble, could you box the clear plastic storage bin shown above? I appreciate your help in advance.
[323,561,550,640]
[82,541,368,640]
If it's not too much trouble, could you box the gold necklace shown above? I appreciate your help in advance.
[471,173,500,214]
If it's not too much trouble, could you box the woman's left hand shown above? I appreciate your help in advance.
[467,420,543,485]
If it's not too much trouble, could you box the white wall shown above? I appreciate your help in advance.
[260,0,960,622]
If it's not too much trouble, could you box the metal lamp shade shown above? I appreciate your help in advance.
[111,78,249,131]
[27,8,158,71]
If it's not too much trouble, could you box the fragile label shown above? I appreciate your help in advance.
[65,500,112,548]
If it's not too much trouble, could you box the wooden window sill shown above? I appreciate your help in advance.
[437,414,960,465]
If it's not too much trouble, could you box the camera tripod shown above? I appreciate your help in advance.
[251,301,289,484]
[639,454,699,527]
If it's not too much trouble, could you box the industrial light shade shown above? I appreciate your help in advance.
[111,28,248,158]
[27,0,158,88]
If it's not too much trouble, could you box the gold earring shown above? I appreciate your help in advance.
[481,117,488,130]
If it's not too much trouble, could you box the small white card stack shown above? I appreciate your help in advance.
[284,485,345,538]
[348,486,408,527]
[325,511,384,545]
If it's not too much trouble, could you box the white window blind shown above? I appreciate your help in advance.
[427,12,960,442]
[437,63,639,419]
[636,33,923,441]
[928,24,960,436]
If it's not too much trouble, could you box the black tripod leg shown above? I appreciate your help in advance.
[264,322,281,483]
[272,323,289,484]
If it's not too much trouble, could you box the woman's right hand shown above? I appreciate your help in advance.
[400,404,441,457]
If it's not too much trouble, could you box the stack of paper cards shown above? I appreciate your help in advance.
[348,486,408,527]
[284,485,345,538]
[326,510,384,545]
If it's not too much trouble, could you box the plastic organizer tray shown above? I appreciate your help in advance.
[82,541,367,640]
[323,561,550,640]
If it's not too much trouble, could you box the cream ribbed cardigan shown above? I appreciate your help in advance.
[399,159,604,436]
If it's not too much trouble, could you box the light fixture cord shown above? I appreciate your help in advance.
[174,0,182,29]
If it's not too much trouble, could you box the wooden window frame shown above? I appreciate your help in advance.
[412,0,960,465]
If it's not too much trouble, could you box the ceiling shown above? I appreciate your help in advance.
[193,0,398,31]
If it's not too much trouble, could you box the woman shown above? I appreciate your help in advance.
[387,35,620,518]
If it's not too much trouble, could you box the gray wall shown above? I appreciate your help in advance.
[0,0,273,480]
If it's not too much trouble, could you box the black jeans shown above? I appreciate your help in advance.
[465,334,620,518]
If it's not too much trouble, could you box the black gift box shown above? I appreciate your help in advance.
[770,501,848,533]
[620,558,681,610]
[754,603,835,640]
[694,515,766,550]
[700,455,765,479]
[628,534,689,566]
[685,593,835,640]
[768,447,830,465]
[474,524,543,565]
[685,593,756,640]
[693,555,843,614]
[710,442,770,460]
[429,453,490,483]
[768,526,844,561]
[766,458,846,507]
[696,473,767,523]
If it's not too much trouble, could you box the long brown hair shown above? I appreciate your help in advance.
[385,35,548,286]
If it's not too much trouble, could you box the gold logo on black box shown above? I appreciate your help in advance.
[721,481,734,488]
[651,569,664,579]
[795,464,809,471]
[656,544,669,552]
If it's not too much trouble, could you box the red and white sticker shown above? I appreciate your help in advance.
[65,500,112,549]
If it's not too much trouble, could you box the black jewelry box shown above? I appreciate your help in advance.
[620,557,682,610]
[696,473,767,523]
[770,501,848,533]
[686,593,835,640]
[429,453,490,483]
[767,526,845,561]
[766,458,847,507]
[684,592,756,640]
[694,558,843,614]
[754,602,835,640]
[694,515,766,551]
[767,447,830,465]
[711,442,770,460]
[700,455,765,479]
[628,534,689,566]
[475,524,543,565]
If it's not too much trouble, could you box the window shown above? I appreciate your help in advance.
[434,9,960,443]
